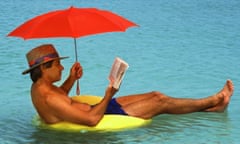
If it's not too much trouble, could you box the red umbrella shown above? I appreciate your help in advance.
[8,6,137,39]
[8,6,138,95]
[8,6,137,59]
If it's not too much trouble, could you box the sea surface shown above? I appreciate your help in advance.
[0,0,240,143]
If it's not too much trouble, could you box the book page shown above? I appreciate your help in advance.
[108,57,129,89]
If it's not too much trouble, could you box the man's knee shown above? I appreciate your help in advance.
[150,91,161,96]
[150,91,166,101]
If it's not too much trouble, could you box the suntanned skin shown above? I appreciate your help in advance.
[31,59,234,126]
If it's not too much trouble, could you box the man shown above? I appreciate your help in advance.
[23,44,234,126]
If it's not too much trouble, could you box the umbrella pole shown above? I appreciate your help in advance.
[74,38,78,62]
[74,38,80,95]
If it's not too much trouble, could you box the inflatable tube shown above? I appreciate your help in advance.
[33,95,151,132]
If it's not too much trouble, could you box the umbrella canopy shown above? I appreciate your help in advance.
[8,6,137,39]
[8,6,138,95]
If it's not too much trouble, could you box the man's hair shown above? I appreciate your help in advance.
[30,61,54,83]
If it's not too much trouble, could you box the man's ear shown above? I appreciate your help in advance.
[40,64,46,72]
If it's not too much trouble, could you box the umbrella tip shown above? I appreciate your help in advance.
[69,6,75,9]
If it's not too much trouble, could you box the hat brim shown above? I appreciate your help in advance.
[22,56,69,75]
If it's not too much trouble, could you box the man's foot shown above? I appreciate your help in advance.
[205,80,234,112]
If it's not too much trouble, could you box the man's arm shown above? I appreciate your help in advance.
[46,86,118,126]
[60,62,83,94]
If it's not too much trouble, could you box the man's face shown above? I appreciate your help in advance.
[45,59,64,82]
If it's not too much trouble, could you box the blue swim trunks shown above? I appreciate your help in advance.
[105,98,128,115]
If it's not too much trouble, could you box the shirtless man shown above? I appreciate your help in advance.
[23,44,234,126]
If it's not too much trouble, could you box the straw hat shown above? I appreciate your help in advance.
[22,44,68,75]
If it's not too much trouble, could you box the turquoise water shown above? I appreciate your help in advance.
[0,0,240,143]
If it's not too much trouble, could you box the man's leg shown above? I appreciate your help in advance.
[117,80,234,119]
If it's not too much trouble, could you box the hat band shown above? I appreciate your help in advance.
[29,53,59,67]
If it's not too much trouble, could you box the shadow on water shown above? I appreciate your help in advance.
[28,127,149,144]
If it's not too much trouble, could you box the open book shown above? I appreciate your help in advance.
[108,57,129,89]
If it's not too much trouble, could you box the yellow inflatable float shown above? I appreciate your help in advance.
[33,95,151,132]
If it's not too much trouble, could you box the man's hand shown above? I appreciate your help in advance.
[105,86,118,99]
[70,62,83,81]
